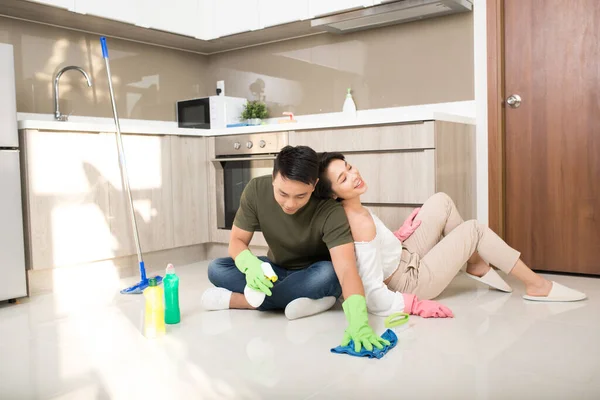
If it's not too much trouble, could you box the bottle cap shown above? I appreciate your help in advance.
[166,263,175,274]
[148,277,157,287]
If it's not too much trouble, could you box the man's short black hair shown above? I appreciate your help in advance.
[314,152,346,199]
[273,145,319,185]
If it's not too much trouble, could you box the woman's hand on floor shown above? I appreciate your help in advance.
[402,293,454,318]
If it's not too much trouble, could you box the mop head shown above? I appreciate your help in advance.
[330,329,398,359]
[121,275,163,294]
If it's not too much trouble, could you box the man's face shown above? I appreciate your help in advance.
[272,172,317,214]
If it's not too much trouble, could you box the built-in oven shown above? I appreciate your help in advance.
[212,132,288,230]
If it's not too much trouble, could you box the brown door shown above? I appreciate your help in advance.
[503,0,600,274]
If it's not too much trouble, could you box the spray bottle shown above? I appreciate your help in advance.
[244,262,278,308]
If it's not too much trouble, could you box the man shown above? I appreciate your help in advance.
[202,145,387,351]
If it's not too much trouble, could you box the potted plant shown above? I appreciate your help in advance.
[241,100,268,125]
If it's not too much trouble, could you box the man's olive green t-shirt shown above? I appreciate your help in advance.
[233,175,353,270]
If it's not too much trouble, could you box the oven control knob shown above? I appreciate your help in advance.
[259,140,266,148]
[246,141,253,149]
[233,142,241,150]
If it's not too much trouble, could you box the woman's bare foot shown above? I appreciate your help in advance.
[524,278,553,297]
[466,262,491,278]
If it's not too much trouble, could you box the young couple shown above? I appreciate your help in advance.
[201,145,586,352]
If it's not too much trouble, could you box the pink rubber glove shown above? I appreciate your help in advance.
[393,208,422,242]
[402,293,454,318]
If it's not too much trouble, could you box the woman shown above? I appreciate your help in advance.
[315,152,587,318]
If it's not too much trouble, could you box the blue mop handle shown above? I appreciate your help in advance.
[100,37,109,58]
[100,36,146,273]
[139,261,147,282]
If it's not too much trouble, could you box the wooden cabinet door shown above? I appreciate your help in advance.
[170,136,210,247]
[104,134,174,256]
[21,130,112,269]
[344,150,435,204]
[288,123,434,152]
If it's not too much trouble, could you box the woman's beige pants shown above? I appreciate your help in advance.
[386,192,521,300]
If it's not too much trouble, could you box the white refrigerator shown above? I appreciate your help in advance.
[0,43,27,301]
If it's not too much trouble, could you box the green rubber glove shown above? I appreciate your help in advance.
[234,249,273,296]
[341,294,390,352]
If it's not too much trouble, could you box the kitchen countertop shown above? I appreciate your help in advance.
[17,100,475,136]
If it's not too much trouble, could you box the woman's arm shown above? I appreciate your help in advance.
[355,242,406,316]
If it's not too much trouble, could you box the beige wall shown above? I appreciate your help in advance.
[0,16,209,121]
[208,13,474,117]
[1,12,473,121]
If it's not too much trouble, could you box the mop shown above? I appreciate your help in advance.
[100,37,162,294]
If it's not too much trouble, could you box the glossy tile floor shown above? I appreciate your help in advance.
[1,261,600,400]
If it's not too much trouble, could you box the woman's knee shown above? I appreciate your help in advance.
[432,191,454,207]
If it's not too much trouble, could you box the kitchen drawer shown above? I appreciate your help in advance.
[289,122,434,152]
[344,150,435,204]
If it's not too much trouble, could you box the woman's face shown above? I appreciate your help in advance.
[325,159,368,200]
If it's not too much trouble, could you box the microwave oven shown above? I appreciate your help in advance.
[176,96,247,129]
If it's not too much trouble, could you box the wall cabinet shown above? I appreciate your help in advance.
[259,0,309,28]
[308,0,372,18]
[26,0,379,41]
[213,0,260,37]
[141,0,201,37]
[75,0,140,25]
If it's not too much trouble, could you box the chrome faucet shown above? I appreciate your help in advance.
[54,66,92,121]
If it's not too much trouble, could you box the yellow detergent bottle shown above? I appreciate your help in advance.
[143,277,166,338]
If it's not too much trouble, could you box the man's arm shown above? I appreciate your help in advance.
[228,225,254,259]
[329,243,365,300]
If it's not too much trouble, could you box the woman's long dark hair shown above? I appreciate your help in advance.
[314,152,346,200]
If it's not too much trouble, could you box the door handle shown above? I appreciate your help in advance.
[506,94,522,108]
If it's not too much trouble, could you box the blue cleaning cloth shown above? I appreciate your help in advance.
[330,329,398,359]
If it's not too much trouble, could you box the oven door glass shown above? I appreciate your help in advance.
[222,159,274,230]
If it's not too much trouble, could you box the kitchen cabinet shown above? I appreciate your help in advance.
[213,0,260,37]
[20,130,211,269]
[26,0,75,11]
[344,151,436,204]
[259,0,309,28]
[20,130,113,269]
[308,0,372,18]
[170,136,210,247]
[105,133,174,257]
[75,0,139,25]
[141,0,200,37]
[289,120,476,220]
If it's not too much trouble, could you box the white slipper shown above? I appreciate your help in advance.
[284,297,336,320]
[201,287,232,310]
[523,281,587,302]
[466,268,513,293]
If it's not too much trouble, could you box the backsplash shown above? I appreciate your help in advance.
[1,11,473,122]
[208,12,474,118]
[0,16,209,121]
